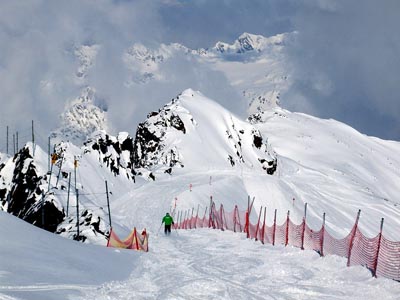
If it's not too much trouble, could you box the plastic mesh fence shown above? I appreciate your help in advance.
[176,200,400,282]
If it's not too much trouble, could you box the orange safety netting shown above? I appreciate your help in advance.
[107,227,149,252]
[176,199,400,282]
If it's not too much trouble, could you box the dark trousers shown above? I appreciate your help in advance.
[164,224,171,235]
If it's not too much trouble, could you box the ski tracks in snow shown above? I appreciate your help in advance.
[81,229,400,300]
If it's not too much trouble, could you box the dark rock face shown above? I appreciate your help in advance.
[132,99,186,170]
[57,209,108,243]
[0,146,64,232]
[85,132,136,180]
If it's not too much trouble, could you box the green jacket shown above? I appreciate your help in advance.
[162,215,174,226]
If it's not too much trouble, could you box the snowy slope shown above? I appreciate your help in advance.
[132,89,277,177]
[2,89,400,242]
[251,108,400,239]
[2,88,400,299]
[1,212,400,300]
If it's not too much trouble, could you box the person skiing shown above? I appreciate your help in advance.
[162,212,174,235]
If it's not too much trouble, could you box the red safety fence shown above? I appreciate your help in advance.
[175,199,400,282]
[107,227,149,252]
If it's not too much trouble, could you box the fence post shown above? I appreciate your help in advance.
[255,206,263,241]
[176,211,180,229]
[195,204,200,229]
[190,207,194,229]
[203,206,208,228]
[373,218,384,277]
[245,210,250,238]
[219,204,224,230]
[272,209,277,246]
[320,213,326,256]
[347,209,361,267]
[301,203,307,250]
[209,196,213,228]
[187,209,191,229]
[233,205,238,232]
[261,207,266,244]
[285,210,290,246]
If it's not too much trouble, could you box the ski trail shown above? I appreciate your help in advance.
[81,229,400,300]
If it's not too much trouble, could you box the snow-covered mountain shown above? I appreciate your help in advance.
[51,87,109,145]
[123,32,292,114]
[132,89,277,178]
[2,88,400,298]
[2,88,400,244]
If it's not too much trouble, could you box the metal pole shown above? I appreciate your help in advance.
[55,154,64,188]
[6,192,11,212]
[13,134,15,155]
[301,203,308,250]
[6,126,8,155]
[261,207,266,244]
[16,131,18,152]
[285,210,290,246]
[105,180,112,228]
[320,212,326,256]
[373,218,384,277]
[74,156,77,190]
[272,209,277,246]
[41,193,45,229]
[48,137,50,172]
[47,160,53,193]
[255,206,263,241]
[76,189,80,240]
[347,209,361,267]
[66,172,71,217]
[32,120,35,156]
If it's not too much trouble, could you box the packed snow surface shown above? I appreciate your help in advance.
[1,212,399,300]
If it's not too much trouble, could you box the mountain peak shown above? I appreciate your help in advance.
[132,90,277,177]
[51,87,109,145]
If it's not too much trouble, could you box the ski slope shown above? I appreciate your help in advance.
[2,90,400,299]
[1,211,400,300]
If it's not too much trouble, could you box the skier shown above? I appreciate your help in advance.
[162,212,174,235]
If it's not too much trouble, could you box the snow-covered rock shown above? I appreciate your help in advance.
[51,87,109,145]
[0,144,64,232]
[132,89,277,178]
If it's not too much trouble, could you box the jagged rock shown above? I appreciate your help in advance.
[132,89,277,176]
[84,131,136,180]
[0,145,64,232]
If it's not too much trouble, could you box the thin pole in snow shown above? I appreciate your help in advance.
[41,193,45,229]
[76,189,80,240]
[105,180,112,228]
[66,172,71,217]
[48,137,50,172]
[55,154,64,188]
[6,193,11,212]
[32,120,35,156]
[320,212,326,256]
[6,126,8,155]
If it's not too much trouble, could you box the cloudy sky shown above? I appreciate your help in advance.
[0,0,399,151]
